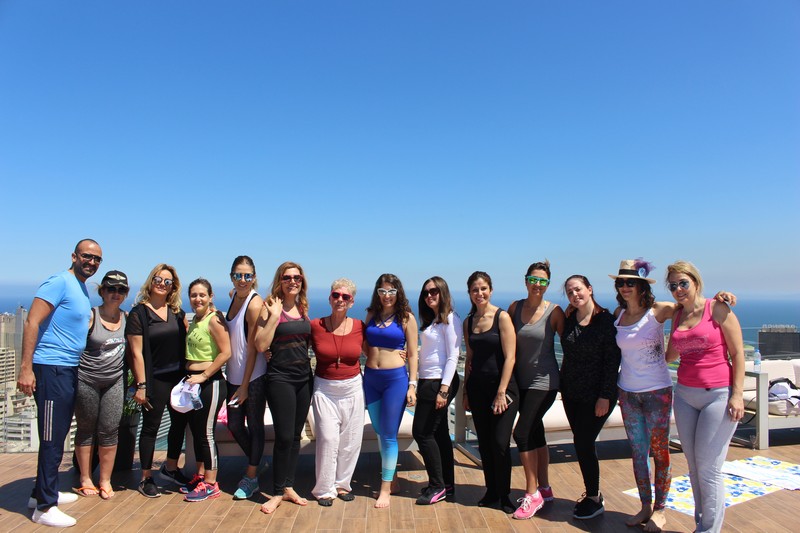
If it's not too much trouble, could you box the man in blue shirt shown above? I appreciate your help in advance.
[18,239,103,528]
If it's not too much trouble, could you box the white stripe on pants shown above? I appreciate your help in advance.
[311,374,365,499]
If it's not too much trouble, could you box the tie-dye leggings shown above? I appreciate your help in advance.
[618,386,673,510]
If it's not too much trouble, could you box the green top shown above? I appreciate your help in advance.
[186,311,219,362]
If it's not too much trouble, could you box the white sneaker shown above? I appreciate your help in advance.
[27,491,79,509]
[32,506,77,527]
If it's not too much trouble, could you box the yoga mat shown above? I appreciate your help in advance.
[624,470,784,516]
[721,456,800,490]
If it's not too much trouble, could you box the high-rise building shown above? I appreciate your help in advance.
[758,325,800,359]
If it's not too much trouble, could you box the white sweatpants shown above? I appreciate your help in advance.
[311,374,365,499]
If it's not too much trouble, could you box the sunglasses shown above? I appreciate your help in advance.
[281,275,303,283]
[330,291,352,302]
[79,252,103,264]
[231,273,255,282]
[377,288,398,296]
[152,276,174,287]
[615,279,639,288]
[668,280,691,292]
[422,287,440,298]
[104,286,129,295]
[525,276,550,287]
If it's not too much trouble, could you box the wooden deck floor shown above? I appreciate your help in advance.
[2,430,800,532]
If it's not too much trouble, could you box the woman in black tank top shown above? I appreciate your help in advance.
[462,271,519,514]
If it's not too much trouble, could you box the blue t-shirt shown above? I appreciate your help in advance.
[32,270,91,366]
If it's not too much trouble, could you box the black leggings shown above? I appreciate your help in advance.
[226,375,268,467]
[466,377,519,499]
[412,375,459,489]
[513,388,558,452]
[139,373,189,470]
[188,372,227,471]
[563,397,615,496]
[266,377,312,494]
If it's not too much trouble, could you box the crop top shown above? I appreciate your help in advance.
[365,314,406,350]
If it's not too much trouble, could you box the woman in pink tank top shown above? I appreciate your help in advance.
[665,261,744,533]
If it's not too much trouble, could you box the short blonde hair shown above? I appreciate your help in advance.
[330,278,356,297]
[666,260,703,294]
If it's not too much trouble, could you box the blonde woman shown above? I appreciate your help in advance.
[127,264,190,498]
[666,261,744,533]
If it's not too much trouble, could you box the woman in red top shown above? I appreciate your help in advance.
[309,278,365,506]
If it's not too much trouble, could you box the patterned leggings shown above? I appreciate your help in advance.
[619,386,672,509]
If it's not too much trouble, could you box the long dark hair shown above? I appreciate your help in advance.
[230,255,258,290]
[466,271,492,316]
[418,276,454,330]
[615,278,655,310]
[367,273,412,326]
[564,275,606,314]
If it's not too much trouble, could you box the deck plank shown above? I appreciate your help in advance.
[2,429,800,532]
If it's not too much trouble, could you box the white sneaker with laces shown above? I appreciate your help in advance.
[28,492,79,509]
[32,506,77,527]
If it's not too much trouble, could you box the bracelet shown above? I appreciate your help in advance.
[201,372,209,380]
[437,390,449,399]
[136,382,147,390]
[408,380,418,388]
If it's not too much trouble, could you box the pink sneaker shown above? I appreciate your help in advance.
[538,486,554,502]
[513,491,544,520]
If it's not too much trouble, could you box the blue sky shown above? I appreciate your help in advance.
[1,0,798,305]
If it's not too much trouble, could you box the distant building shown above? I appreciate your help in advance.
[758,325,800,359]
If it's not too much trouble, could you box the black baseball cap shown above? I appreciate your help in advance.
[101,270,129,288]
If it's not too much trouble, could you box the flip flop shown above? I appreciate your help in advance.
[73,486,99,497]
[99,487,115,500]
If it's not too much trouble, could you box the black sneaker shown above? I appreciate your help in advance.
[416,486,447,505]
[445,484,455,502]
[573,492,604,520]
[159,464,191,485]
[138,477,161,498]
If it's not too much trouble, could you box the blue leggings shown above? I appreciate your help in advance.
[364,366,408,482]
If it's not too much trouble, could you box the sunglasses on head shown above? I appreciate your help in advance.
[423,287,440,298]
[79,252,103,264]
[525,276,550,287]
[152,276,174,287]
[615,278,639,288]
[668,280,691,292]
[104,286,128,295]
[330,291,352,301]
[377,288,398,296]
[231,273,255,282]
[281,275,303,283]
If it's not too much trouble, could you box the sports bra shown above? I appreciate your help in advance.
[365,314,406,350]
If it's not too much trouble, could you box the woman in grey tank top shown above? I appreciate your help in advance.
[507,261,564,520]
[74,271,129,500]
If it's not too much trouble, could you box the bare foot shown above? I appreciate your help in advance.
[261,495,282,514]
[625,505,652,526]
[282,488,308,506]
[644,509,666,532]
[374,489,391,508]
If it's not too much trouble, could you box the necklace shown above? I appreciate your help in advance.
[327,316,347,367]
